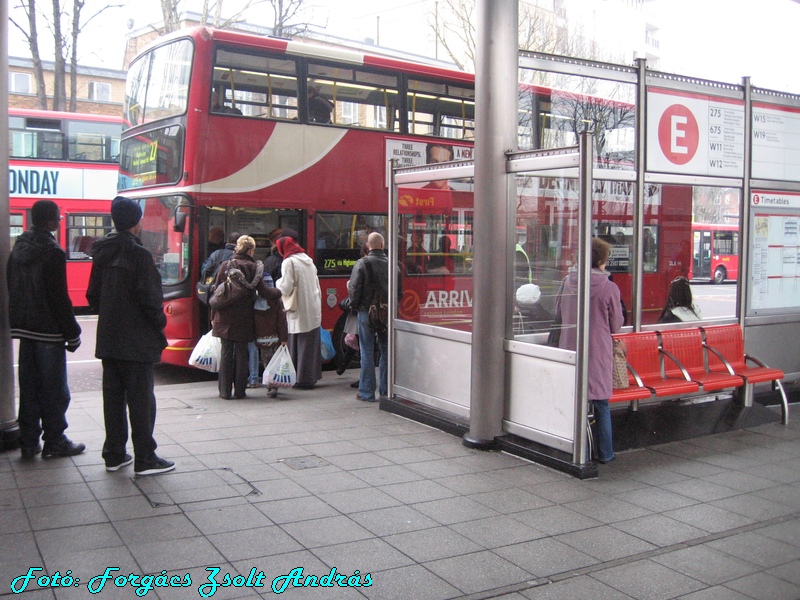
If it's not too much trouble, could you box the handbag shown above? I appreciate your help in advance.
[209,261,264,311]
[263,345,296,388]
[188,331,221,372]
[612,339,629,389]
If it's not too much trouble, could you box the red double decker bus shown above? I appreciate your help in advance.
[689,223,739,284]
[118,27,477,366]
[119,27,698,366]
[9,108,122,307]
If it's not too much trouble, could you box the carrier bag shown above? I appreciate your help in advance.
[320,328,336,361]
[188,331,221,373]
[263,345,296,388]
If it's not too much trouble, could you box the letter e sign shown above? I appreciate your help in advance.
[658,104,699,165]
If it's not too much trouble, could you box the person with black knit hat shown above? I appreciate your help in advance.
[7,200,85,460]
[87,196,175,476]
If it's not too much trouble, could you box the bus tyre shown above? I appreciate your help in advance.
[713,266,726,284]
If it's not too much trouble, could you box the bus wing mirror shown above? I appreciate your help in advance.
[173,207,188,233]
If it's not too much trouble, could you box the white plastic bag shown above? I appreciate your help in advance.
[188,331,221,372]
[263,344,296,388]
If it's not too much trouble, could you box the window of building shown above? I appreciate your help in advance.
[88,81,112,102]
[9,72,32,94]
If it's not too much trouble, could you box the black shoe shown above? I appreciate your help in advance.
[134,456,175,476]
[41,439,85,459]
[105,453,133,472]
[20,444,42,460]
[350,381,359,388]
[267,388,278,398]
[336,363,347,376]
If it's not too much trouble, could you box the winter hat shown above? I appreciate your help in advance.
[515,283,541,306]
[31,200,60,228]
[111,196,143,231]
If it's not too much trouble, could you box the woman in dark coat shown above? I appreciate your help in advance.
[211,235,272,399]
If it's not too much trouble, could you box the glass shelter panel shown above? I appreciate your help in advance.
[513,173,579,340]
[397,176,474,331]
[517,72,636,169]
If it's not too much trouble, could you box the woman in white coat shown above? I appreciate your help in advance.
[275,236,322,389]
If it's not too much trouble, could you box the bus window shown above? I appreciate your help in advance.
[67,121,121,163]
[407,78,475,140]
[118,125,185,190]
[213,48,299,119]
[67,214,113,260]
[10,213,24,248]
[315,213,387,276]
[308,64,399,131]
[123,38,193,127]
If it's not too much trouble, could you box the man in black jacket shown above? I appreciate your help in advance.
[347,232,396,402]
[87,196,174,476]
[7,200,85,460]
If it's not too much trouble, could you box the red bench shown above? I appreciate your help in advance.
[660,328,745,392]
[610,332,699,406]
[610,326,788,425]
[702,324,789,424]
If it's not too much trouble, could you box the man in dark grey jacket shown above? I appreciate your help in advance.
[7,200,85,460]
[348,232,394,402]
[87,196,174,476]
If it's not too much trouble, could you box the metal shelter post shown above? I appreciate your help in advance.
[0,0,19,450]
[464,0,518,449]
[572,132,594,465]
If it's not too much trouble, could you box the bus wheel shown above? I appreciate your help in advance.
[713,266,726,284]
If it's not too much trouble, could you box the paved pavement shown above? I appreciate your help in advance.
[2,372,800,599]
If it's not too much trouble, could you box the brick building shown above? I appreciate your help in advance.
[8,56,126,116]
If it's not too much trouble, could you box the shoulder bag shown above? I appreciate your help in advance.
[612,338,629,389]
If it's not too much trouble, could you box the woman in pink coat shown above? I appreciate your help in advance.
[558,238,624,463]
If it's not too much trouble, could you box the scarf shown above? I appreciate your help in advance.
[276,236,305,258]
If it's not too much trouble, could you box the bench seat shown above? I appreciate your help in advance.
[659,328,744,392]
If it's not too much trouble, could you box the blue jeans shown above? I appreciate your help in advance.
[17,339,71,449]
[248,341,259,385]
[591,399,614,462]
[357,310,388,400]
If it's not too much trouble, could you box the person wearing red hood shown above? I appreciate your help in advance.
[275,236,322,389]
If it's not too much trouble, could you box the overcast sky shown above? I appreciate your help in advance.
[8,0,800,94]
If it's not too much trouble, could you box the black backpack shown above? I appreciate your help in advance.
[364,260,388,333]
[196,248,233,305]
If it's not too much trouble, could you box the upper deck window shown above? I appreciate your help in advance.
[407,78,475,141]
[124,38,193,128]
[307,63,399,131]
[212,47,299,119]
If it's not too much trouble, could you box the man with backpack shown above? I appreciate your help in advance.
[347,232,394,402]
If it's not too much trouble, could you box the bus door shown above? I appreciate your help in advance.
[693,229,712,279]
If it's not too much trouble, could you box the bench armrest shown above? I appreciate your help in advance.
[659,348,693,381]
[703,342,737,375]
[626,362,645,388]
[744,353,768,368]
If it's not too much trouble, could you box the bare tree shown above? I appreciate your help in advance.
[12,0,122,111]
[160,0,180,33]
[267,0,313,37]
[11,0,49,108]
